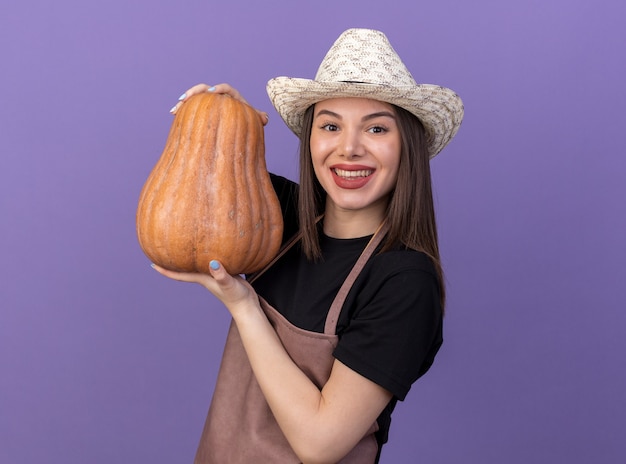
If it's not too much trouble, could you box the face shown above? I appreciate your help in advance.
[310,97,402,223]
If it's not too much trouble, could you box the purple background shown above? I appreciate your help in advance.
[2,1,625,462]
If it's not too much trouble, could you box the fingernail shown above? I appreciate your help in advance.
[178,93,187,101]
[209,260,220,270]
[207,86,215,92]
[169,105,177,113]
[150,263,156,269]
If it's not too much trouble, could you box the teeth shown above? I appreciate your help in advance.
[333,168,373,178]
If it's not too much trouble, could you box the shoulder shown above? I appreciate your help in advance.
[341,247,442,334]
[372,248,437,273]
[355,249,442,335]
[362,248,440,293]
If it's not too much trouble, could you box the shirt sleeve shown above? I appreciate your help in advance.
[332,252,443,401]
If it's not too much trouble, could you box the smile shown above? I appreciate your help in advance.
[332,168,373,178]
[330,167,375,190]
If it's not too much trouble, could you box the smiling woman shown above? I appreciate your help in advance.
[309,98,402,237]
[152,28,464,463]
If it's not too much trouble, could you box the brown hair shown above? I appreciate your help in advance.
[297,103,445,309]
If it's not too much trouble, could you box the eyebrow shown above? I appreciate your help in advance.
[314,109,397,122]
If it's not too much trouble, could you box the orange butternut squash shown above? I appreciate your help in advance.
[136,92,283,275]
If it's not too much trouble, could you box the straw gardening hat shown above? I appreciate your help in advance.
[266,28,464,158]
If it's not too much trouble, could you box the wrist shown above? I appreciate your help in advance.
[229,295,265,328]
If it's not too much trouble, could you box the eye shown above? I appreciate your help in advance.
[320,123,339,132]
[367,125,388,134]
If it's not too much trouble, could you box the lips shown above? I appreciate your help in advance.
[333,168,373,178]
[330,165,375,189]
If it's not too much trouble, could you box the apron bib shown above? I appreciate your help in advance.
[194,223,388,463]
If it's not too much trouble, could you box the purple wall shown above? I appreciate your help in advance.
[2,1,624,462]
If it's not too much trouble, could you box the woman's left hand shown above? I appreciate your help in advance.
[151,261,258,316]
[169,83,270,126]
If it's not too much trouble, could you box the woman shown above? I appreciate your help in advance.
[155,28,464,463]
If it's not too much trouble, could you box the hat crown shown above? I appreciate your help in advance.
[314,29,417,87]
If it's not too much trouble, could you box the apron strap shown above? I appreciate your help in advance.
[247,215,324,285]
[248,215,390,336]
[324,220,390,335]
[247,231,302,285]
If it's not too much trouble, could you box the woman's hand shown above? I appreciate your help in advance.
[169,83,269,125]
[151,260,259,318]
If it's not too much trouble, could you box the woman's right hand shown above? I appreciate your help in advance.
[169,83,269,126]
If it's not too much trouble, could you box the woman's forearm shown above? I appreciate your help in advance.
[231,301,338,462]
[231,298,389,464]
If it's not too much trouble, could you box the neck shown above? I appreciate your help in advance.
[322,203,386,239]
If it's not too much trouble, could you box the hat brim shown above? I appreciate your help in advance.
[267,77,464,158]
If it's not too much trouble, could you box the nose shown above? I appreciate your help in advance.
[339,128,363,159]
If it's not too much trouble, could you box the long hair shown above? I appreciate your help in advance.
[297,103,445,309]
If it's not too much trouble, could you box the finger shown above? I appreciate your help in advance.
[182,83,213,100]
[207,261,254,305]
[258,111,269,126]
[208,260,232,285]
[208,260,253,297]
[208,83,247,104]
[169,83,213,114]
[169,101,182,114]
